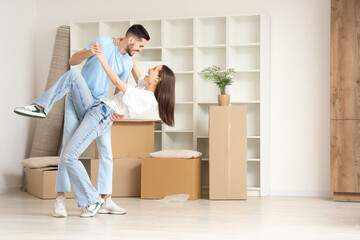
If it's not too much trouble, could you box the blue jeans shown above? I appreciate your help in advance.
[55,95,113,195]
[33,70,114,207]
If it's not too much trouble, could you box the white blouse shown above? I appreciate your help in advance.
[99,78,160,120]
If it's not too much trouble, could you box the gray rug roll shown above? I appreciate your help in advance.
[30,25,70,157]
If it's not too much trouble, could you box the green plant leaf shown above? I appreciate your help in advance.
[201,65,235,94]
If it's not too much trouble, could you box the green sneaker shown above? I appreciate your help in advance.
[80,198,104,218]
[14,104,45,118]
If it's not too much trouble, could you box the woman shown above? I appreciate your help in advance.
[14,43,175,217]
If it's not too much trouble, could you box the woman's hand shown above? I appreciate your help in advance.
[91,42,102,56]
[112,37,123,46]
[110,113,124,122]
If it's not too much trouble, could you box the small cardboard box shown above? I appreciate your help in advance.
[95,120,155,159]
[209,106,247,200]
[141,157,202,200]
[26,167,74,199]
[90,158,142,197]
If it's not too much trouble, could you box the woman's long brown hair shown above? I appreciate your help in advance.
[155,65,175,126]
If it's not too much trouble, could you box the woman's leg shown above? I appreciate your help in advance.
[33,70,94,120]
[62,104,113,208]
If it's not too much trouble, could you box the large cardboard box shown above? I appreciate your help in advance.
[26,167,74,199]
[141,157,202,200]
[209,106,247,200]
[95,120,155,159]
[90,158,142,197]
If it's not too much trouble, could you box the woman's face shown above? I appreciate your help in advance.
[147,65,163,84]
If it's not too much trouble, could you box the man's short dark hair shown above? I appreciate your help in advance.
[126,24,150,41]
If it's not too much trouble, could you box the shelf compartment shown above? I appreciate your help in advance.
[100,21,131,37]
[196,17,226,46]
[164,18,193,47]
[132,19,162,47]
[154,132,162,152]
[228,72,260,102]
[196,103,216,137]
[175,73,193,103]
[196,47,226,72]
[164,48,193,72]
[163,132,193,150]
[155,122,162,131]
[247,161,260,188]
[228,46,260,71]
[201,161,209,190]
[195,73,219,103]
[228,15,260,45]
[165,104,193,131]
[134,48,162,61]
[230,103,260,136]
[197,138,209,159]
[71,22,99,51]
[247,138,260,159]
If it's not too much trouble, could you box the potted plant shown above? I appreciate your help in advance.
[201,65,235,106]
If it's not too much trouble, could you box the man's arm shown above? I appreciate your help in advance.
[69,47,98,66]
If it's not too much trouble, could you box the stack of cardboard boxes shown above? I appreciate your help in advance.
[26,120,155,199]
[26,107,248,201]
[92,120,155,197]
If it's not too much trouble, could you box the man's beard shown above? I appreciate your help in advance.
[126,44,134,56]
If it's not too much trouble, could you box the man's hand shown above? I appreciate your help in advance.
[112,37,123,46]
[110,112,124,122]
[91,42,102,55]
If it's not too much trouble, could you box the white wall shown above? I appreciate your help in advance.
[0,0,37,193]
[2,0,331,196]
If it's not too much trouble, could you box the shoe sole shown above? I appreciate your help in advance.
[53,210,67,218]
[14,109,45,118]
[98,209,126,215]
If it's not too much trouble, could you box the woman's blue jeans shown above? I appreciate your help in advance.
[33,70,113,207]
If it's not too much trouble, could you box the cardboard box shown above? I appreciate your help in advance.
[90,158,142,197]
[209,106,247,200]
[95,120,155,159]
[141,157,202,200]
[26,167,74,199]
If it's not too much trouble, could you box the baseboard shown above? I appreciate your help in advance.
[0,185,23,195]
[270,189,332,198]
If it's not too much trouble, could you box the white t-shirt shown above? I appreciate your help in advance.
[99,78,160,120]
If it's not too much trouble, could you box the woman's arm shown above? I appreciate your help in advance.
[131,57,142,84]
[96,52,128,93]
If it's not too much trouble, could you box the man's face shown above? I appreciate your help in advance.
[126,38,147,56]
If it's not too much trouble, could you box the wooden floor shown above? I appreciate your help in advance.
[0,192,359,240]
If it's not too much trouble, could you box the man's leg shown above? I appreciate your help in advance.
[53,95,80,218]
[96,127,113,196]
[97,128,126,215]
[56,95,80,194]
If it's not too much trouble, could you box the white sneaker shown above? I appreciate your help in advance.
[98,197,126,215]
[80,198,104,218]
[53,195,67,218]
[14,103,46,118]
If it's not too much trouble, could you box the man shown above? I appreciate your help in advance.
[53,24,150,217]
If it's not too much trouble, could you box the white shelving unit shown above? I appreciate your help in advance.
[71,14,270,197]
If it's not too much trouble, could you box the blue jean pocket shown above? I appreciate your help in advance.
[102,105,107,114]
